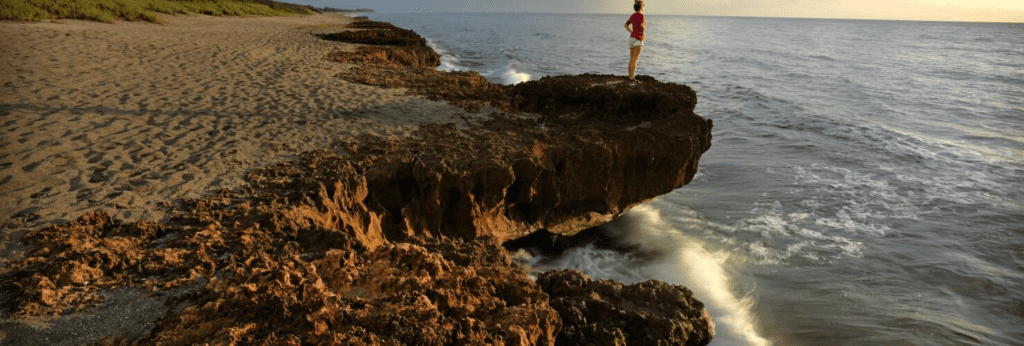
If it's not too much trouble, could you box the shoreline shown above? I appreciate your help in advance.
[0,13,714,345]
[0,13,476,246]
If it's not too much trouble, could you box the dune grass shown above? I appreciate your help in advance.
[0,0,315,24]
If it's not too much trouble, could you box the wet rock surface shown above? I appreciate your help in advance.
[538,269,716,346]
[0,20,715,345]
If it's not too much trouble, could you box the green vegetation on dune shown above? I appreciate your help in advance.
[0,0,315,23]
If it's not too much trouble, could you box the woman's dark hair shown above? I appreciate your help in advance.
[634,1,643,11]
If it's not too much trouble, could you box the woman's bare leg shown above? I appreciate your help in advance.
[629,45,643,80]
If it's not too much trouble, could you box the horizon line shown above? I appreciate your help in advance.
[354,12,1024,25]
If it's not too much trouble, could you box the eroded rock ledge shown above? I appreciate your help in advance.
[538,270,715,346]
[0,19,714,345]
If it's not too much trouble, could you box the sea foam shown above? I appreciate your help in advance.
[486,61,532,85]
[520,204,772,346]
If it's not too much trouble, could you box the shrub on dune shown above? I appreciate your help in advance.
[0,0,314,23]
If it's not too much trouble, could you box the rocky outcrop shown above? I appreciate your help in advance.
[323,18,443,73]
[537,269,715,346]
[329,45,441,68]
[346,18,403,30]
[338,103,711,244]
[0,20,715,345]
[325,20,505,111]
[320,19,427,46]
[323,21,712,240]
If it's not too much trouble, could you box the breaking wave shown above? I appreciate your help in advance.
[515,203,772,346]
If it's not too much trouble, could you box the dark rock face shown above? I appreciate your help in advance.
[346,18,402,30]
[347,109,711,243]
[501,228,580,257]
[537,269,716,346]
[330,45,441,68]
[501,226,636,258]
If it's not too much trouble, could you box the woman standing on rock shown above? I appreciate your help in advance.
[625,0,646,82]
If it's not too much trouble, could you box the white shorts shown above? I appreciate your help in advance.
[629,37,644,48]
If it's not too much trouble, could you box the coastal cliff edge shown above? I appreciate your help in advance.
[0,17,714,345]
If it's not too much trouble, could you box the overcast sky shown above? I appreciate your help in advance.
[293,0,1024,22]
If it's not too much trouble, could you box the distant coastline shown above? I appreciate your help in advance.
[314,6,375,14]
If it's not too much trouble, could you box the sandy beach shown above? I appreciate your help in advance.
[0,13,478,253]
[0,13,487,343]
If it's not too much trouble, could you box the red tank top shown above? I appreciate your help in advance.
[629,13,645,40]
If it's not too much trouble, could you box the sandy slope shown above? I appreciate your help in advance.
[0,13,474,253]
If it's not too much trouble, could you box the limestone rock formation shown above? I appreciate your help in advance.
[0,20,716,345]
[147,237,561,345]
[1,201,562,345]
[325,20,504,110]
[537,269,716,346]
[323,18,442,70]
[323,21,713,241]
[319,20,427,47]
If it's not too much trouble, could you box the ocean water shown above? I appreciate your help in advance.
[365,13,1024,345]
